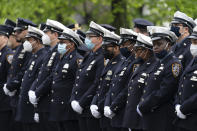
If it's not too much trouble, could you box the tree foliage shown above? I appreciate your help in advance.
[0,0,197,32]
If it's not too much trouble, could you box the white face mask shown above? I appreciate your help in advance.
[23,41,33,52]
[190,44,197,57]
[42,34,51,45]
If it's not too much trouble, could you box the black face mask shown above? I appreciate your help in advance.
[170,26,181,37]
[102,48,114,60]
[120,47,131,58]
[154,50,168,59]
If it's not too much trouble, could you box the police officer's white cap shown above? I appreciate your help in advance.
[171,11,196,30]
[135,33,152,50]
[188,26,197,40]
[120,28,138,37]
[26,25,44,40]
[44,19,66,33]
[102,29,120,46]
[86,21,106,36]
[59,27,83,47]
[148,26,177,43]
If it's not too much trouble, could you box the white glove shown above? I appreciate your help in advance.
[136,105,143,117]
[175,104,186,119]
[34,113,39,123]
[71,100,83,114]
[104,106,115,119]
[90,105,101,118]
[3,84,16,96]
[28,90,37,105]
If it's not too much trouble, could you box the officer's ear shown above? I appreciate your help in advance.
[53,32,59,38]
[97,36,103,43]
[183,26,189,33]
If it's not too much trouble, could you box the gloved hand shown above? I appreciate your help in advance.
[71,100,83,114]
[175,104,186,119]
[136,105,143,117]
[90,105,101,118]
[28,90,37,105]
[3,84,16,96]
[34,113,39,123]
[104,106,115,119]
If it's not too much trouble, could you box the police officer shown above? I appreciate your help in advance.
[15,26,47,131]
[137,26,182,131]
[4,19,20,51]
[102,29,138,131]
[119,27,138,58]
[133,18,154,36]
[48,27,83,131]
[4,18,37,105]
[70,21,108,131]
[170,11,196,70]
[90,29,125,131]
[28,19,66,131]
[122,33,155,131]
[174,26,197,131]
[0,24,14,131]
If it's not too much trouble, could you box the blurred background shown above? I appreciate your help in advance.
[0,0,197,33]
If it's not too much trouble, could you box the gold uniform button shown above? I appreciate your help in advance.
[75,91,78,95]
[179,92,181,96]
[51,99,54,102]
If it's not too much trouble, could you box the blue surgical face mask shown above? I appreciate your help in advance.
[58,43,67,55]
[85,38,95,50]
[170,26,181,37]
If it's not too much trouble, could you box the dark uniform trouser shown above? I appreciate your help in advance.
[10,108,23,131]
[129,129,144,131]
[22,123,41,131]
[39,112,59,131]
[78,116,101,131]
[175,127,196,131]
[102,127,128,131]
[0,110,12,131]
[57,120,79,131]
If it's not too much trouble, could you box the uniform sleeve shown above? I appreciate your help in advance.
[34,54,59,98]
[180,93,197,114]
[139,63,182,114]
[79,56,104,108]
[110,86,128,113]
[6,52,31,91]
[91,91,99,105]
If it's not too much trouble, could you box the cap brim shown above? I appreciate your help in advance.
[14,27,25,31]
[25,34,41,40]
[86,30,96,35]
[188,35,197,39]
[151,36,162,41]
[58,35,70,40]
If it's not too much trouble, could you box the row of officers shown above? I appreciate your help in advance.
[0,10,196,131]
